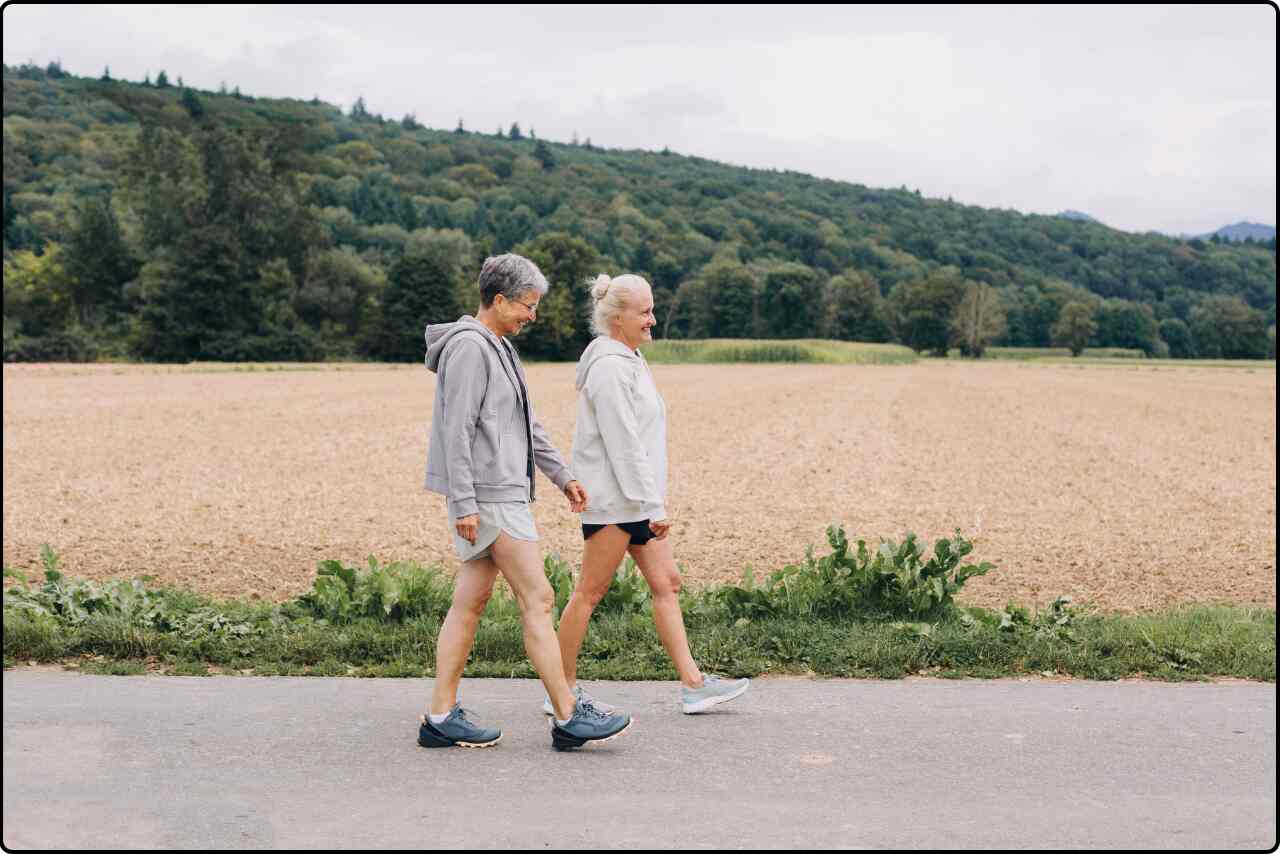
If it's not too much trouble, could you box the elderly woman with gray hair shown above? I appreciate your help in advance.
[546,272,750,716]
[418,253,632,751]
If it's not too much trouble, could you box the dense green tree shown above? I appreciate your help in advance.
[760,263,820,338]
[1189,295,1270,359]
[362,248,464,361]
[888,267,969,355]
[999,285,1057,346]
[180,88,205,119]
[296,247,384,342]
[3,244,75,338]
[120,124,205,252]
[129,225,249,360]
[511,231,601,359]
[828,271,890,342]
[533,139,556,172]
[701,258,758,337]
[1092,298,1161,355]
[1159,317,1194,359]
[62,195,139,324]
[1052,301,1097,357]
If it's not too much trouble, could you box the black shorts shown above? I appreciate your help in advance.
[581,520,655,546]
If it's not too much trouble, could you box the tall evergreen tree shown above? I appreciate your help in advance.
[63,196,139,325]
[533,139,556,172]
[365,251,463,361]
[180,87,205,119]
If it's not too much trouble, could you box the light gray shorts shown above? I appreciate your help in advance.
[449,501,538,562]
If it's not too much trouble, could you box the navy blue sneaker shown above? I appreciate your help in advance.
[550,698,633,751]
[418,704,502,749]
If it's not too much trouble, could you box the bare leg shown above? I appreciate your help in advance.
[488,532,578,720]
[557,525,632,687]
[629,536,703,688]
[430,557,499,715]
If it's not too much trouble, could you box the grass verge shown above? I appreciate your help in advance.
[4,533,1273,682]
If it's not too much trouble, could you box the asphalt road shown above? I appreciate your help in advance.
[3,671,1275,849]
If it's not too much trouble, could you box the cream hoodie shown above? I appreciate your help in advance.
[572,336,668,525]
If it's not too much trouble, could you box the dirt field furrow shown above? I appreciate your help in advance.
[2,361,1274,611]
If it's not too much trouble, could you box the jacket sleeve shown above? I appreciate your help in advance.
[585,357,662,513]
[530,414,574,491]
[440,336,487,518]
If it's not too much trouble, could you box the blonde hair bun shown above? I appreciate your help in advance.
[590,274,612,302]
[587,272,652,337]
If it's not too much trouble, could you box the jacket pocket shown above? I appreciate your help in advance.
[491,405,525,482]
[471,407,503,471]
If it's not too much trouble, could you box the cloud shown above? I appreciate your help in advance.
[2,4,1273,233]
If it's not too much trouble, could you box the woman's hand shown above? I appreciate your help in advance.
[649,518,671,540]
[455,514,480,545]
[564,480,588,513]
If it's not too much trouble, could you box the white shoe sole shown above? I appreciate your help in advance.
[418,715,503,748]
[551,716,635,748]
[681,681,750,714]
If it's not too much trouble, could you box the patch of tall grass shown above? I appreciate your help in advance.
[642,339,916,365]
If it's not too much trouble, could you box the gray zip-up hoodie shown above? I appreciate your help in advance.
[424,316,573,518]
[572,336,668,525]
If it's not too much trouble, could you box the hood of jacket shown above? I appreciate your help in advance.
[574,335,641,391]
[424,315,498,373]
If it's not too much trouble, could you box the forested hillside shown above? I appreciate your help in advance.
[4,62,1275,361]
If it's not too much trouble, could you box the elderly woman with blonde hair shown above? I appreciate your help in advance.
[544,272,750,716]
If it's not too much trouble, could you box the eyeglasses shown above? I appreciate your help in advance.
[506,296,539,316]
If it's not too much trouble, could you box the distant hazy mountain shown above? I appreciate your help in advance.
[1199,222,1276,242]
[1057,210,1102,224]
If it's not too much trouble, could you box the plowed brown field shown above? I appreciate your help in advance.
[3,360,1275,611]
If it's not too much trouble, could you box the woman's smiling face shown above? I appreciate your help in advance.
[613,283,655,350]
[499,289,540,336]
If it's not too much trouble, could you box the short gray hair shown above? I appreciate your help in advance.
[478,254,550,307]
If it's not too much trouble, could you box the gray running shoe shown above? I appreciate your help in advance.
[550,698,633,751]
[417,704,502,748]
[543,684,616,716]
[681,675,750,714]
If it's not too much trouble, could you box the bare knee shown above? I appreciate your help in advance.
[517,582,556,619]
[451,589,492,625]
[650,571,681,603]
[574,578,613,610]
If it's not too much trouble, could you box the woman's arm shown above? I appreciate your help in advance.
[439,337,488,520]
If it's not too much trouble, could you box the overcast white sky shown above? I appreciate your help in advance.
[4,4,1275,235]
